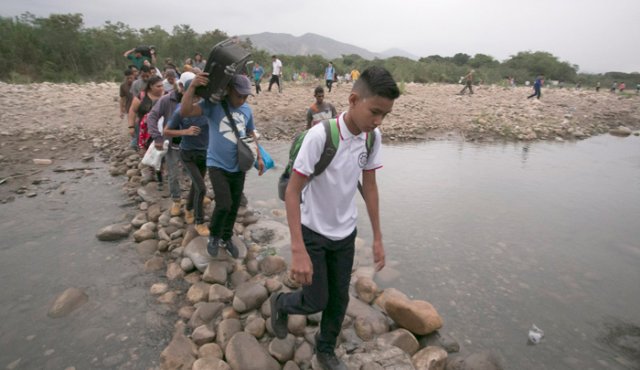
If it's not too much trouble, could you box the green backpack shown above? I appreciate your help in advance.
[277,118,376,201]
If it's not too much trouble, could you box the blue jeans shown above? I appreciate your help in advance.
[130,124,139,149]
[276,225,356,353]
[180,150,207,224]
[165,146,181,200]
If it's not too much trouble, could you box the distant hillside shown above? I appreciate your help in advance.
[240,32,417,60]
[378,48,420,60]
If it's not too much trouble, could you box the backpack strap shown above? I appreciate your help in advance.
[312,119,339,177]
[365,129,376,157]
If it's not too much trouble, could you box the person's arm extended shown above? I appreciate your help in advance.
[362,170,385,271]
[181,73,207,117]
[164,125,199,138]
[123,48,135,57]
[119,95,126,119]
[128,96,140,136]
[285,172,313,285]
[249,130,265,175]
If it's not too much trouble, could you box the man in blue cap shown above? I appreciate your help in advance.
[181,73,264,258]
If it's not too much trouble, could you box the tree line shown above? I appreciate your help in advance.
[1,12,638,88]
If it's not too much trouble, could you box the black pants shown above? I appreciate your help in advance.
[255,79,262,94]
[180,149,207,224]
[326,79,333,92]
[268,75,280,92]
[527,86,541,99]
[207,167,245,241]
[276,225,356,353]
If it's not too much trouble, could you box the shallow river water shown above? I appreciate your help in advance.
[0,134,638,369]
[248,134,640,369]
[0,163,174,369]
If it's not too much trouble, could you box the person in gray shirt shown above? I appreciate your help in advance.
[306,86,337,129]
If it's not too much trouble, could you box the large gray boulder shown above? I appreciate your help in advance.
[232,282,268,313]
[184,236,213,272]
[376,328,420,356]
[346,294,389,335]
[412,346,447,370]
[340,342,415,370]
[445,351,504,370]
[47,287,88,318]
[160,322,197,370]
[225,332,280,370]
[189,302,224,329]
[96,223,131,241]
[216,318,242,351]
[268,334,296,362]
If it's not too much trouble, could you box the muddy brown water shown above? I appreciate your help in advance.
[1,134,638,369]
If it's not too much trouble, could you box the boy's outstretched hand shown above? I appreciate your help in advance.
[373,240,385,271]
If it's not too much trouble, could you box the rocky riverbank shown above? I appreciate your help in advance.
[1,80,638,369]
[1,80,638,201]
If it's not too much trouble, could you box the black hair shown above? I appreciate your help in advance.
[124,69,133,76]
[144,75,163,93]
[314,86,325,95]
[353,66,400,100]
[139,65,151,73]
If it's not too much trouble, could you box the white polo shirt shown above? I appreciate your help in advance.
[292,112,382,240]
[272,59,282,75]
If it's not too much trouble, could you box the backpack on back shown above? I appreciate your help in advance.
[277,118,375,201]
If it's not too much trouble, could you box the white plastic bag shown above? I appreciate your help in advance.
[141,143,167,171]
[528,324,544,344]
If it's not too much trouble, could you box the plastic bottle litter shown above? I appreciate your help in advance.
[528,324,544,344]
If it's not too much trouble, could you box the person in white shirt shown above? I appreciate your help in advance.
[268,55,283,93]
[270,67,400,370]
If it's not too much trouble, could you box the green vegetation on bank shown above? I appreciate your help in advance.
[1,12,638,88]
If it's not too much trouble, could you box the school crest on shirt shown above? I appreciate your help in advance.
[358,150,369,168]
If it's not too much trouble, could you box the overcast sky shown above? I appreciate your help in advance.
[3,0,639,73]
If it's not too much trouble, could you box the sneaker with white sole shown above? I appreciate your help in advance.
[207,236,221,257]
[223,239,239,259]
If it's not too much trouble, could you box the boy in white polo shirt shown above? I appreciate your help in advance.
[270,67,400,370]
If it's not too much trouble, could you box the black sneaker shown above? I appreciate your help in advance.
[207,236,220,257]
[223,239,239,259]
[270,293,288,339]
[316,351,347,370]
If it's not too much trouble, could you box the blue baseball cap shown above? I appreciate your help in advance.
[231,74,253,96]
